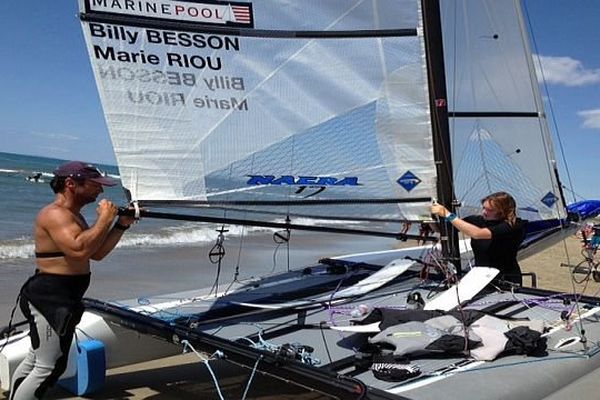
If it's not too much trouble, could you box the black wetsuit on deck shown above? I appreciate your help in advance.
[10,272,90,400]
[463,215,527,285]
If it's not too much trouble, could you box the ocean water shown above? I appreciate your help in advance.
[0,151,269,318]
[0,151,399,323]
[0,151,275,261]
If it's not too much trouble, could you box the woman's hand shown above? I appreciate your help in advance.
[430,202,449,218]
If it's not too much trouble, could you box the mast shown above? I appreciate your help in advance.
[421,0,461,272]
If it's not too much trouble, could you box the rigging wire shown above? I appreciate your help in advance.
[281,123,296,275]
[208,226,228,298]
[182,339,269,400]
[522,1,577,205]
[513,0,567,217]
[181,340,227,400]
[452,277,472,356]
[319,321,334,364]
[211,163,235,298]
[234,324,321,366]
[224,225,247,295]
[0,294,23,354]
[240,356,263,400]
[560,223,595,344]
[270,241,284,273]
[271,217,291,272]
[226,153,256,295]
[561,184,590,202]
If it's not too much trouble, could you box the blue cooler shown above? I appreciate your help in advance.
[58,339,106,396]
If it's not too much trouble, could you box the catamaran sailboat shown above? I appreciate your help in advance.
[3,0,600,398]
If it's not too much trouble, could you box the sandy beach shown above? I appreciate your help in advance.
[2,233,600,399]
[520,234,600,295]
[0,231,399,323]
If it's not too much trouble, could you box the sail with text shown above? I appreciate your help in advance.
[78,0,437,226]
[78,0,565,230]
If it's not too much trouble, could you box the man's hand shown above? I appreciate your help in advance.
[117,206,137,227]
[97,199,118,223]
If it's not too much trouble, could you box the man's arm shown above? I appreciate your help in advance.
[91,216,134,260]
[40,200,117,259]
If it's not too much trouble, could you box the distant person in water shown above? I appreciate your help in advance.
[430,192,527,285]
[9,161,134,400]
[27,173,42,182]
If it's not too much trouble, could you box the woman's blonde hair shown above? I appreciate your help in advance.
[482,192,517,226]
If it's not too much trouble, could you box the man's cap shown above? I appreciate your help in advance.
[53,161,117,187]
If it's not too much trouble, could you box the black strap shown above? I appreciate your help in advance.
[34,251,65,258]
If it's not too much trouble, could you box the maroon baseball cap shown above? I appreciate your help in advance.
[53,161,117,186]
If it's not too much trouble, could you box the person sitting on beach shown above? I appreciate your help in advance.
[9,161,134,400]
[430,192,527,285]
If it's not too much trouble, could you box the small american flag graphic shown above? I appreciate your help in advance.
[231,5,252,24]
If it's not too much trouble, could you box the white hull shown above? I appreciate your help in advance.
[0,310,180,391]
[2,238,593,399]
[1,244,444,391]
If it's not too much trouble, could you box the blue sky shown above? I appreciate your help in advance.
[0,1,598,200]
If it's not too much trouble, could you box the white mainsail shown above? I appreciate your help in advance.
[79,0,563,225]
[79,0,435,223]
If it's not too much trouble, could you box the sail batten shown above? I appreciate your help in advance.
[80,10,420,39]
[450,112,540,118]
[137,197,433,207]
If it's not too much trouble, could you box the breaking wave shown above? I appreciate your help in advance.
[0,224,276,260]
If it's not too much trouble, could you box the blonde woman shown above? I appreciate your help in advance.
[431,192,527,285]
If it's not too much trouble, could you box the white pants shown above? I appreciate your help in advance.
[9,303,72,400]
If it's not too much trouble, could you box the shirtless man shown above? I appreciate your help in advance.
[10,161,134,400]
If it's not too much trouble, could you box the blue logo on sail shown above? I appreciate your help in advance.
[246,175,360,186]
[541,192,558,208]
[397,171,421,192]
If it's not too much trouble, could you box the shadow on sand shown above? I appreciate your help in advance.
[31,356,333,400]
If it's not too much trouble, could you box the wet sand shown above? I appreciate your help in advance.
[2,234,600,399]
[0,231,399,323]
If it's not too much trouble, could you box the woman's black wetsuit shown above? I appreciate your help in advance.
[463,215,527,285]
